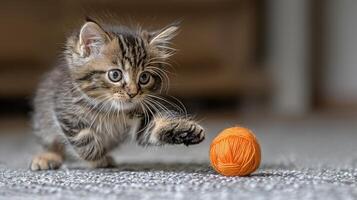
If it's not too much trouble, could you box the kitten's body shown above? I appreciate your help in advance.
[31,19,205,170]
[33,66,136,161]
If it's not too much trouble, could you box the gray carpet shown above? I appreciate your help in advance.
[1,165,357,200]
[1,115,357,200]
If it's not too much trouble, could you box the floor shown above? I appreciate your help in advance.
[1,114,357,200]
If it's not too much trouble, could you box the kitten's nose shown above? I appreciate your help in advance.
[127,92,138,98]
[125,84,138,98]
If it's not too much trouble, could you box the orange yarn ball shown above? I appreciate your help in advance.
[209,126,261,176]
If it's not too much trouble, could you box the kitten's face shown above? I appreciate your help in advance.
[65,21,178,109]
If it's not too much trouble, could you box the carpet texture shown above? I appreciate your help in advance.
[1,116,357,199]
[1,165,357,200]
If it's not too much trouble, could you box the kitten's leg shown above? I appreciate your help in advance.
[89,155,116,168]
[136,115,205,146]
[30,141,64,171]
[67,128,115,168]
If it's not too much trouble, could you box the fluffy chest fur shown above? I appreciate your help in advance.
[88,110,141,147]
[53,81,142,151]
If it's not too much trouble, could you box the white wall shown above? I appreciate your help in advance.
[266,0,311,115]
[324,0,357,104]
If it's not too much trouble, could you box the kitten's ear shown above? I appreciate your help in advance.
[78,21,110,57]
[147,23,179,46]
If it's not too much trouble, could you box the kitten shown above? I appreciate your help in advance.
[30,18,205,171]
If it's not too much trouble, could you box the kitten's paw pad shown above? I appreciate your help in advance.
[30,152,63,171]
[163,121,205,145]
[182,125,205,146]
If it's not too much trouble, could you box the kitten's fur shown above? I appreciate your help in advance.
[30,18,205,171]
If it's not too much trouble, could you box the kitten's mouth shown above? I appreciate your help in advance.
[111,93,141,106]
[126,98,140,105]
[111,96,136,104]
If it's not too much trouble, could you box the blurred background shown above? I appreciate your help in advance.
[1,0,357,168]
[2,0,357,117]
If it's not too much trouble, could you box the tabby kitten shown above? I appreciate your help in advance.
[30,19,205,171]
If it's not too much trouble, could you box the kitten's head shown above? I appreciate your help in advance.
[64,19,178,109]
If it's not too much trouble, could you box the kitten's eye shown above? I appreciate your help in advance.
[108,69,122,82]
[139,72,151,85]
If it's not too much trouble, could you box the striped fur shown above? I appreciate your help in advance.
[31,19,205,171]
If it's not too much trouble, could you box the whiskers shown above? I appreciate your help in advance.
[146,94,187,116]
[146,55,177,94]
[81,95,133,132]
[135,94,188,133]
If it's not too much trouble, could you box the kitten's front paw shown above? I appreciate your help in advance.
[160,120,205,146]
[30,152,63,171]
